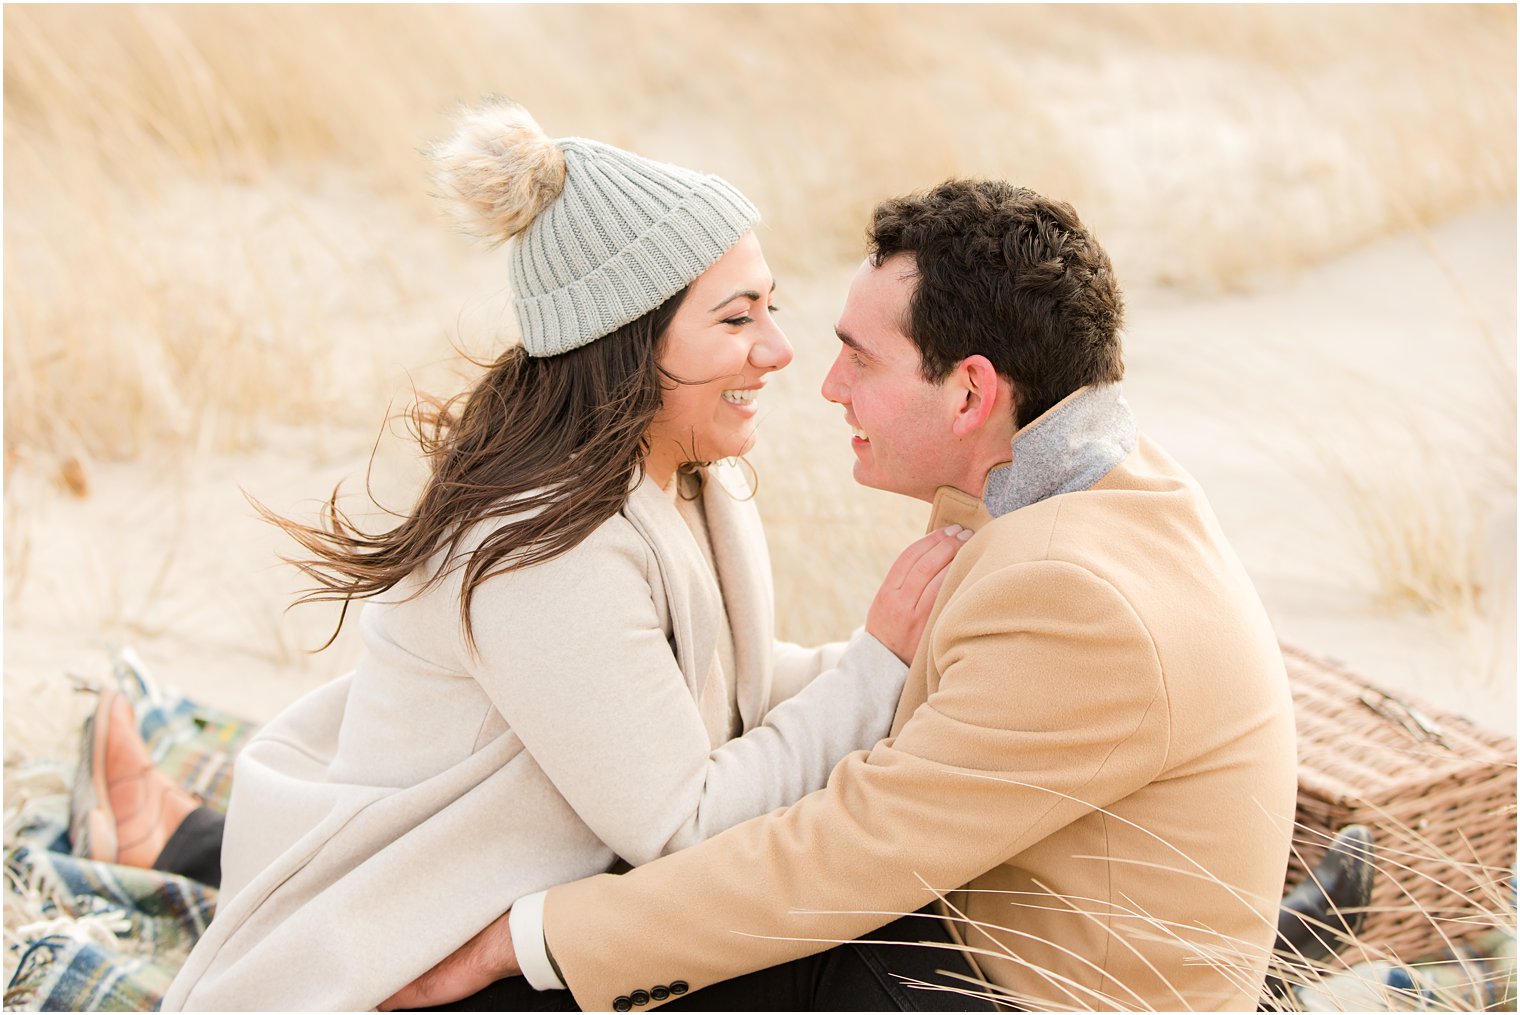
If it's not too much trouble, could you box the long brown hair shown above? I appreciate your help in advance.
[261,287,689,650]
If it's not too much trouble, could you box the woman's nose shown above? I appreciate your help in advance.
[751,318,793,371]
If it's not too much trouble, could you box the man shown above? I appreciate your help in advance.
[385,181,1300,1011]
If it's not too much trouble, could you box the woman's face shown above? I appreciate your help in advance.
[646,231,792,485]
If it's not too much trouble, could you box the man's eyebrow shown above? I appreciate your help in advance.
[834,327,872,359]
[708,280,777,314]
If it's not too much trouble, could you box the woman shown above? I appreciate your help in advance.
[84,101,972,1010]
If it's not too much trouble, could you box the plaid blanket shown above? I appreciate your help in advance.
[2,649,1514,1012]
[4,649,253,1012]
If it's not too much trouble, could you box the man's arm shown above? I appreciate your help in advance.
[543,560,1171,1010]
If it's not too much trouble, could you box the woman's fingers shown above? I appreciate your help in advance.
[902,527,969,594]
[866,525,974,665]
[883,525,966,589]
[887,522,954,586]
[916,558,953,614]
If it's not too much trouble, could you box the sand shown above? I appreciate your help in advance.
[1128,205,1516,733]
[4,202,1513,767]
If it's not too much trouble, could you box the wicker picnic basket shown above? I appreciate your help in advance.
[1282,643,1517,964]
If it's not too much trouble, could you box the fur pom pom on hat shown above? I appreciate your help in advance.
[430,99,760,358]
[430,100,568,245]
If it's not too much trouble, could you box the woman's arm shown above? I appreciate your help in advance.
[767,637,852,711]
[768,520,969,708]
[466,517,957,867]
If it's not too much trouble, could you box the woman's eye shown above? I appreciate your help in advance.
[767,304,781,315]
[722,315,754,327]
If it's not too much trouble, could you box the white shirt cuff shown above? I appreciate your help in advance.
[508,891,565,991]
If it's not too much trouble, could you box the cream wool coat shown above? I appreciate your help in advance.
[162,463,907,1011]
[540,386,1300,1012]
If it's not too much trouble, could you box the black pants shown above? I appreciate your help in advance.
[161,807,998,1012]
[154,803,225,887]
[422,907,997,1012]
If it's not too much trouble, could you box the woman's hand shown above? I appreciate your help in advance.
[866,525,973,665]
[378,909,521,1010]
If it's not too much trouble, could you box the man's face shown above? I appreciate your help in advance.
[822,255,957,503]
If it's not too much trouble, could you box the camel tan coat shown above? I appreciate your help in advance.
[162,463,907,1011]
[541,386,1299,1012]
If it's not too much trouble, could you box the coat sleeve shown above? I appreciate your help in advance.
[539,559,1172,1011]
[768,634,883,711]
[466,517,907,869]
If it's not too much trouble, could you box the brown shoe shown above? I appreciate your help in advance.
[69,690,199,867]
[69,688,123,862]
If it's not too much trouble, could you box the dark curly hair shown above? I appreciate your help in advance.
[867,181,1124,428]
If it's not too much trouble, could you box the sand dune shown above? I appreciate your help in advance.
[4,5,1514,759]
[5,202,1512,763]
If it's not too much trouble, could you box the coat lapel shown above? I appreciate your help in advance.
[699,463,774,731]
[620,474,720,702]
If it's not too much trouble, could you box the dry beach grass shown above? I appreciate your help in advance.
[3,4,1516,1005]
[5,5,1514,460]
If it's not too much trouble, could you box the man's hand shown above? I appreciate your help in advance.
[378,908,521,1010]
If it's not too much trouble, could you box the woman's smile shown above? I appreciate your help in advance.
[720,385,763,414]
[645,232,792,483]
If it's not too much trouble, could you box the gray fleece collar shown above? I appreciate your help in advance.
[982,383,1137,518]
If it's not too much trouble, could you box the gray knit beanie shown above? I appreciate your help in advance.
[430,100,760,357]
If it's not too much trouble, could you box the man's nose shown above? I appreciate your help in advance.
[820,351,848,405]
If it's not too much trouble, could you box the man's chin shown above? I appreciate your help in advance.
[850,459,876,489]
[850,462,934,503]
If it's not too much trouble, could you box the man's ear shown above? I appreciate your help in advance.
[950,355,1004,437]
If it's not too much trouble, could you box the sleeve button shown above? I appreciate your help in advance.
[613,997,633,1012]
[670,980,690,995]
[650,985,670,1001]
[630,989,651,1006]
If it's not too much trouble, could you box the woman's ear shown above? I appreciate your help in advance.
[950,355,1004,437]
